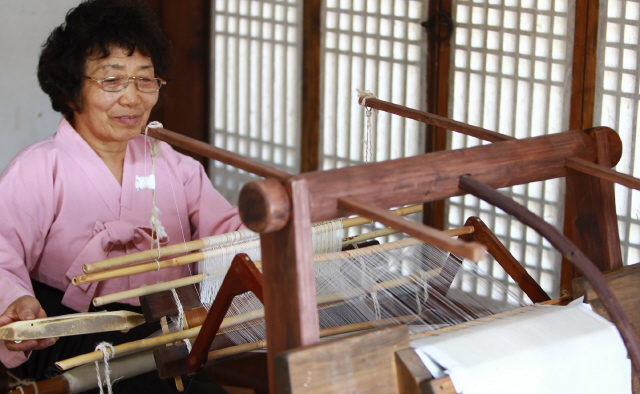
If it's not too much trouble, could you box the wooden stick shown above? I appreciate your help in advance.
[566,157,640,191]
[340,203,423,228]
[92,226,473,306]
[341,225,473,247]
[338,197,486,262]
[358,97,513,143]
[147,127,292,181]
[83,204,423,274]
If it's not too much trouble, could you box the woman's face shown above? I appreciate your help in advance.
[72,46,159,148]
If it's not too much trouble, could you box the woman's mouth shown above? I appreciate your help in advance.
[114,115,141,126]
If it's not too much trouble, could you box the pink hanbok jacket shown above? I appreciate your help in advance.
[0,118,244,367]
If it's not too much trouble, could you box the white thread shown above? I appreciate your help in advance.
[371,291,382,320]
[413,271,430,315]
[171,289,185,331]
[141,122,166,256]
[357,88,378,163]
[7,370,35,392]
[94,342,115,394]
[184,338,193,353]
[155,259,161,272]
[30,382,38,394]
[18,387,24,394]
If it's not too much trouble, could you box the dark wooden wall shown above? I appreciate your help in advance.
[146,0,210,166]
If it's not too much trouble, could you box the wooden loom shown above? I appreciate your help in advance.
[8,97,640,393]
[152,97,640,393]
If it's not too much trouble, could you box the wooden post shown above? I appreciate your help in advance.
[259,178,320,392]
[562,127,623,293]
[423,0,454,230]
[300,0,322,173]
[562,0,603,294]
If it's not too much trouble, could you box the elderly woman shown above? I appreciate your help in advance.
[0,0,241,391]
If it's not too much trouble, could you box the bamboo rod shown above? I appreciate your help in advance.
[203,315,420,364]
[83,229,257,274]
[566,157,640,191]
[92,226,473,306]
[63,266,442,370]
[83,204,423,274]
[341,224,472,246]
[339,203,423,228]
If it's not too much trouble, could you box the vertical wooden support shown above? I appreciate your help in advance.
[300,0,322,173]
[260,178,320,392]
[562,128,623,292]
[423,0,453,230]
[561,0,603,294]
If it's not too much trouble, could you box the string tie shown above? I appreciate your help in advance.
[95,342,115,394]
[356,88,377,163]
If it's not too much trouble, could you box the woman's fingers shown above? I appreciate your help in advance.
[1,295,57,352]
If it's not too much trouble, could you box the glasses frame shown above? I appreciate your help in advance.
[84,76,166,93]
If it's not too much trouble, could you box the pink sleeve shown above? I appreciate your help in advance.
[173,150,246,240]
[0,156,55,367]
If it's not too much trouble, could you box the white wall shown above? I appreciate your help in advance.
[0,0,81,170]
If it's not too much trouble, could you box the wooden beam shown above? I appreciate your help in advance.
[296,130,605,223]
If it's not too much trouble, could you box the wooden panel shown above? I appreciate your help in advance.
[395,348,433,394]
[572,263,640,330]
[421,377,458,394]
[274,326,409,394]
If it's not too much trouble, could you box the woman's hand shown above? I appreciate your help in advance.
[0,295,57,352]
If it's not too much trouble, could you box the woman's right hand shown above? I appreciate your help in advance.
[0,295,57,352]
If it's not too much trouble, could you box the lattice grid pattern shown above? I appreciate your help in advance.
[594,0,640,266]
[320,0,427,170]
[210,0,302,204]
[446,0,576,300]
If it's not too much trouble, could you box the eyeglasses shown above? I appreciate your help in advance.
[84,76,166,93]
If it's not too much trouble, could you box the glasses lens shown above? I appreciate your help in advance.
[137,78,162,93]
[102,78,126,92]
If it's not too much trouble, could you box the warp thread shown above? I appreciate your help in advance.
[94,342,115,394]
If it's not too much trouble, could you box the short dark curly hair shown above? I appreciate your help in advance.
[38,0,171,118]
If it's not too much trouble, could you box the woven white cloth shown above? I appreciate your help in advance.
[412,300,631,394]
